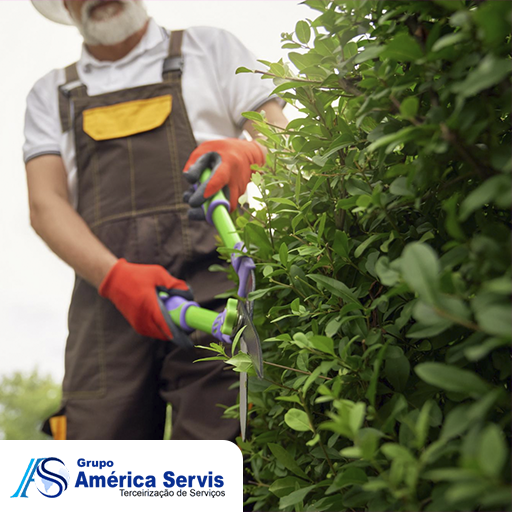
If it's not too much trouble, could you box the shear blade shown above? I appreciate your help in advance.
[239,355,248,441]
[237,301,263,379]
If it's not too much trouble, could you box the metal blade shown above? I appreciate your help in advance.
[243,269,256,317]
[239,338,248,441]
[237,301,263,379]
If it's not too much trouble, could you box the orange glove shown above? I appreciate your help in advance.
[183,139,265,213]
[99,259,191,341]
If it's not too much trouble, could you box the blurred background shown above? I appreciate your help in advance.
[0,0,307,438]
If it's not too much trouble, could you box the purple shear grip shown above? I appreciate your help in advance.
[212,310,232,344]
[164,295,199,333]
[179,301,200,333]
[232,242,256,298]
[206,199,230,225]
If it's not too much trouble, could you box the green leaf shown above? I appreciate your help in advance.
[415,363,491,397]
[328,468,368,492]
[268,443,309,480]
[295,20,311,44]
[277,395,303,405]
[285,409,313,432]
[245,223,273,257]
[309,335,335,356]
[354,45,384,64]
[333,231,349,259]
[269,476,308,498]
[381,443,415,462]
[236,66,252,74]
[349,402,366,436]
[385,355,410,392]
[478,424,507,478]
[431,32,467,52]
[381,33,423,62]
[475,304,512,339]
[279,242,288,268]
[453,54,512,97]
[279,485,316,509]
[354,234,386,258]
[400,97,419,119]
[307,274,360,305]
[465,337,510,361]
[242,111,264,122]
[390,177,415,197]
[400,243,440,304]
[460,175,510,220]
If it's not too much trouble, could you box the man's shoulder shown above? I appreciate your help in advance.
[29,68,67,99]
[183,25,240,48]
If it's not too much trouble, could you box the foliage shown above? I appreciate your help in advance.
[0,371,60,440]
[207,1,511,510]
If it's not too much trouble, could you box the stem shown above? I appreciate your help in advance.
[300,392,337,476]
[264,361,333,381]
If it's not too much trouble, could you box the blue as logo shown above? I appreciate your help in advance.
[11,458,70,498]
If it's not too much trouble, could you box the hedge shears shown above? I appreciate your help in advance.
[157,169,263,440]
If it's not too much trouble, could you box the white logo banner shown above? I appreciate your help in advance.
[0,440,242,512]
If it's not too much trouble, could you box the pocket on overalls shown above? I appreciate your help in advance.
[42,407,67,440]
[83,95,172,141]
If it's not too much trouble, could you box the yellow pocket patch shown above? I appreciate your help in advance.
[83,95,172,141]
[49,415,67,441]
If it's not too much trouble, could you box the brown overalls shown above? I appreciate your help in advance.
[53,31,239,440]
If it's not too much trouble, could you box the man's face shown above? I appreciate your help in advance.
[63,0,148,46]
[65,1,125,23]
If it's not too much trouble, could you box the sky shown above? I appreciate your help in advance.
[0,0,310,383]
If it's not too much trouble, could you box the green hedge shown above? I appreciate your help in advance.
[210,1,511,510]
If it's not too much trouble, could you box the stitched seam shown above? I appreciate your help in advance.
[127,138,136,213]
[176,89,197,146]
[88,204,188,229]
[181,212,193,261]
[154,215,163,265]
[166,113,181,205]
[63,390,106,399]
[97,295,107,396]
[86,135,102,224]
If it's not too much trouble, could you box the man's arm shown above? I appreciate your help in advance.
[243,99,288,148]
[26,155,118,288]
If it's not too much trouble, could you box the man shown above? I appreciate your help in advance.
[25,0,287,440]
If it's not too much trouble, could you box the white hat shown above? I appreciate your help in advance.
[31,1,74,26]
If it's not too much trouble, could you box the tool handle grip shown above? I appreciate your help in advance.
[162,294,238,343]
[200,169,242,250]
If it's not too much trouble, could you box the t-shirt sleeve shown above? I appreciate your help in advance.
[209,28,285,128]
[23,72,62,164]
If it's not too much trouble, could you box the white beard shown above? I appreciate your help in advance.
[70,1,149,46]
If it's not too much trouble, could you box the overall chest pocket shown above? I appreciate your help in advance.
[83,95,172,141]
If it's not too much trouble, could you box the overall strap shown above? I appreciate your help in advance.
[58,63,87,133]
[163,30,185,82]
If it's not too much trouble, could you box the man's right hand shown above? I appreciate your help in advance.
[99,259,192,341]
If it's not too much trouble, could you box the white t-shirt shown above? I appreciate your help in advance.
[23,19,280,206]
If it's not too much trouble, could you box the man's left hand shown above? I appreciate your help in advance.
[183,139,265,213]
